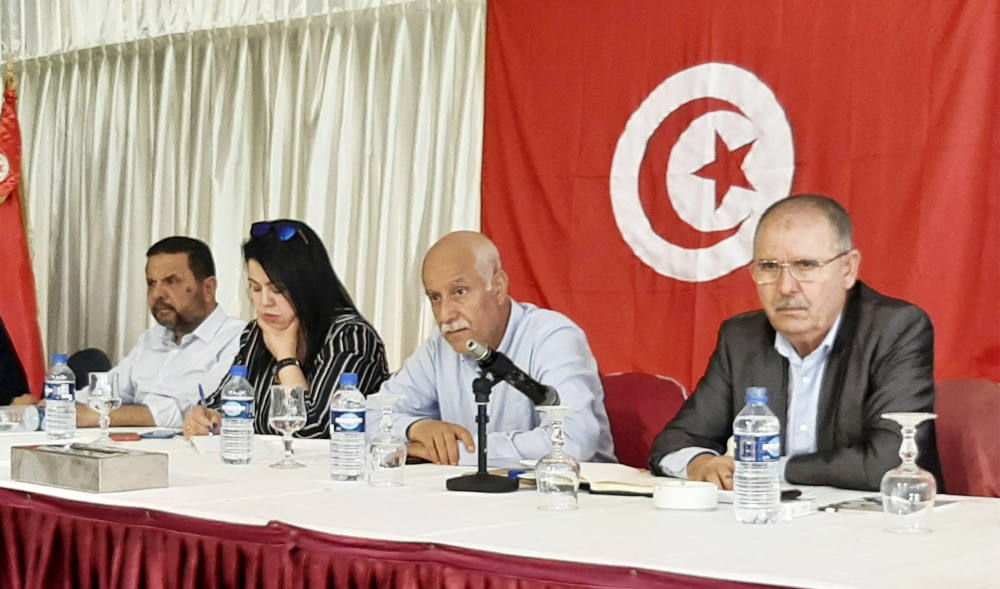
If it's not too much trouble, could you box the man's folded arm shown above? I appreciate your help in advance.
[785,308,935,491]
[650,325,736,474]
[109,404,158,427]
[658,447,720,478]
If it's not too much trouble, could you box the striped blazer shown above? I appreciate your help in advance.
[208,311,389,438]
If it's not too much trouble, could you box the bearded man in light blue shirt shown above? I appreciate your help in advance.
[77,237,245,429]
[379,231,616,468]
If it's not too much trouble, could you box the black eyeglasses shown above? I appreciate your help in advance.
[249,222,309,245]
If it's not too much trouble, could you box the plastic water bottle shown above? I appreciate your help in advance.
[220,366,254,465]
[44,354,77,440]
[329,373,366,481]
[733,386,781,524]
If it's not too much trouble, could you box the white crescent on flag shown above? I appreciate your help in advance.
[609,62,795,282]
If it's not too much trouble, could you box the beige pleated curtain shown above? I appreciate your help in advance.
[1,0,485,369]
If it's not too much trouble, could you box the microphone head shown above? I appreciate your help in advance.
[465,339,490,362]
[541,385,560,406]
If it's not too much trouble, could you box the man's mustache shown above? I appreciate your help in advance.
[152,302,176,314]
[774,298,808,311]
[440,319,471,335]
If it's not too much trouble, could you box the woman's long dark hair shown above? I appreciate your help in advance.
[243,219,357,366]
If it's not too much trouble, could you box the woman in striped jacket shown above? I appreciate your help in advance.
[184,219,388,438]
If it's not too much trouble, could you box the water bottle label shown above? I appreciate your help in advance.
[44,382,74,401]
[221,400,253,420]
[332,410,365,433]
[734,434,780,462]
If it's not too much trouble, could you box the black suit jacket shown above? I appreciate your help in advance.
[0,314,30,406]
[650,282,944,492]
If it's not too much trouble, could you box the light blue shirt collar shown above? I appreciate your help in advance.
[774,313,843,364]
[774,313,843,458]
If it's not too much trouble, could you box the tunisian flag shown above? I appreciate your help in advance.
[0,70,45,397]
[482,1,1000,388]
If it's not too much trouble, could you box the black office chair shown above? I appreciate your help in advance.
[67,348,112,389]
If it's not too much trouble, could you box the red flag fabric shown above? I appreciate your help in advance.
[0,72,45,397]
[482,1,1000,389]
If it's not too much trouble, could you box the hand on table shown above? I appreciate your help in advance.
[687,454,734,490]
[407,419,474,465]
[405,441,432,463]
[183,406,221,438]
[11,394,41,407]
[76,404,99,427]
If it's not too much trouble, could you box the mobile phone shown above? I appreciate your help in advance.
[110,432,142,441]
[780,489,803,501]
[140,429,179,439]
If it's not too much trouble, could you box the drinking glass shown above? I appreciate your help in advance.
[367,392,407,487]
[268,385,307,469]
[535,405,580,510]
[87,372,121,443]
[0,405,41,432]
[880,412,938,533]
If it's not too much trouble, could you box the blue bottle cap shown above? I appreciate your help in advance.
[339,373,359,388]
[745,387,769,404]
[230,365,248,378]
[52,354,68,364]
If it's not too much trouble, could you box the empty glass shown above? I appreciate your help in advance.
[87,372,121,443]
[367,392,407,487]
[0,405,42,432]
[268,385,307,469]
[880,412,938,533]
[535,405,580,510]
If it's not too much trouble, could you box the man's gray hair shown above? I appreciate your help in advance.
[755,194,854,253]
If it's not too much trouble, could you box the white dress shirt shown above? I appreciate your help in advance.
[78,305,245,428]
[377,300,617,468]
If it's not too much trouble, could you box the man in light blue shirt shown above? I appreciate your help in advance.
[378,231,615,468]
[77,237,245,429]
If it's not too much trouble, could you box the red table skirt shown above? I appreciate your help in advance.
[0,487,784,589]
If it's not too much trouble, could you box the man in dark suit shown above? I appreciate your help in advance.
[0,314,30,406]
[650,194,943,492]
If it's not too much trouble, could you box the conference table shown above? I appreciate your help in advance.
[0,430,997,589]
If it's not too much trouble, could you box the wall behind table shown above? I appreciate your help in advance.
[7,0,486,371]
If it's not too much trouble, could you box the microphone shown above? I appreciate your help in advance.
[464,340,560,406]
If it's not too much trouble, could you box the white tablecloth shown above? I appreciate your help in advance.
[1,430,997,589]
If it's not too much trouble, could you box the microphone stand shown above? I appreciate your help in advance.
[445,370,519,493]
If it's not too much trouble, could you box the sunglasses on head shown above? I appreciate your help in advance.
[249,222,309,245]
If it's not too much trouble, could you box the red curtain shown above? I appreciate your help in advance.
[482,0,1000,389]
[0,488,785,589]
